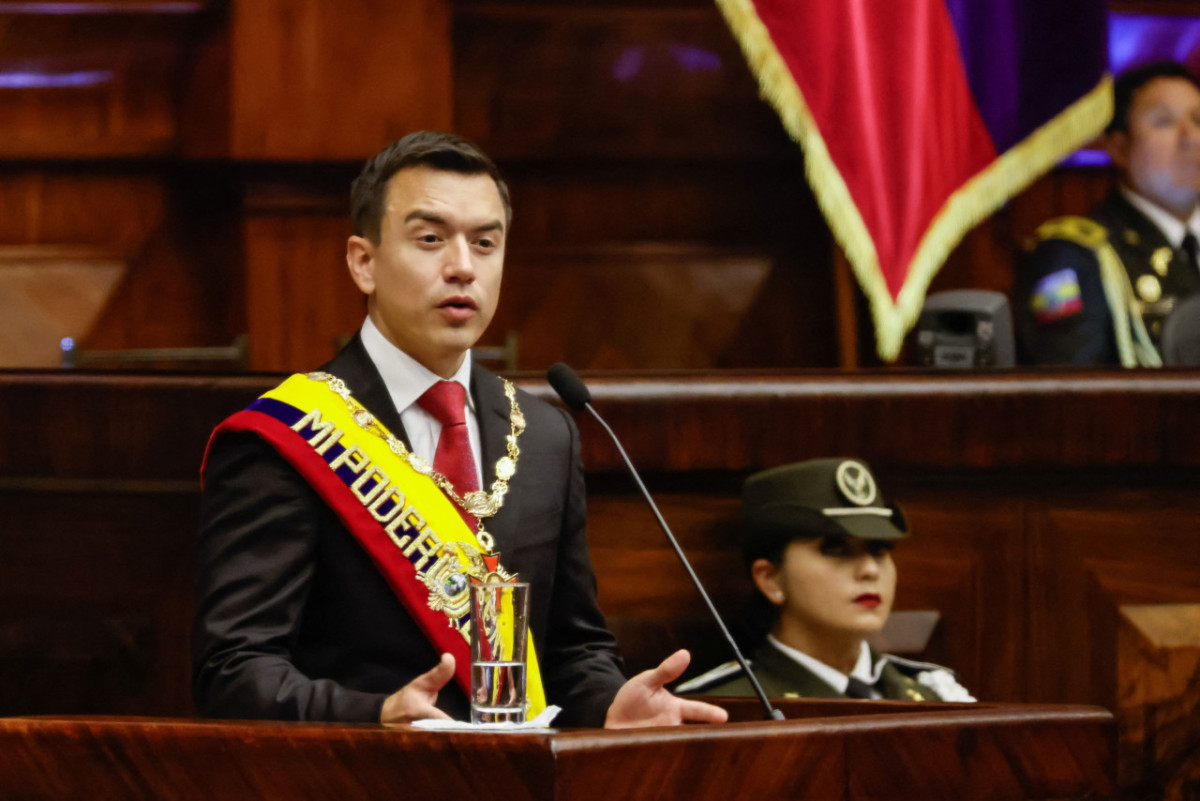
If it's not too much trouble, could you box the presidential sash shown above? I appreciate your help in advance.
[204,372,546,716]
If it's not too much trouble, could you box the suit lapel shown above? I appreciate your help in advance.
[322,333,412,451]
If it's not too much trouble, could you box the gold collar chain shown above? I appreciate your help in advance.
[307,371,525,549]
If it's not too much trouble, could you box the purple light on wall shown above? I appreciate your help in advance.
[1061,11,1200,168]
[612,47,644,82]
[0,2,201,13]
[669,45,720,72]
[0,70,112,88]
[1109,12,1200,75]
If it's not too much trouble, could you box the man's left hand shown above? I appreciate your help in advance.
[604,649,729,728]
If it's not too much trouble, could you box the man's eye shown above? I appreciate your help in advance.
[417,234,440,244]
[477,238,495,250]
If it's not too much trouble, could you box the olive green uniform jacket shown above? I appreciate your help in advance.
[678,640,972,702]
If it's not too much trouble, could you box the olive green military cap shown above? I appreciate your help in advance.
[742,458,908,563]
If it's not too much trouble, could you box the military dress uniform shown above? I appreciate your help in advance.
[1014,191,1200,367]
[676,638,973,702]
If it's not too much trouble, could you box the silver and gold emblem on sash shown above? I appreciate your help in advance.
[836,461,877,506]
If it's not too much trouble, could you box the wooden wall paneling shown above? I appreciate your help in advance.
[227,0,452,160]
[0,3,213,158]
[0,167,242,355]
[242,182,364,371]
[85,166,244,352]
[1025,482,1200,707]
[881,480,1028,703]
[584,477,746,676]
[454,4,793,160]
[0,489,198,717]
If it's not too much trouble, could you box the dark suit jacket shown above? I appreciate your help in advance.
[192,337,625,726]
[1015,191,1200,365]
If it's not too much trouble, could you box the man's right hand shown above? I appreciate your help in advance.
[379,653,457,723]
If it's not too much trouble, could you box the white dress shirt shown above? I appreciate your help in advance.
[358,316,484,488]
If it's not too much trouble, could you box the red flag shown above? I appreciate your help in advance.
[717,0,1111,360]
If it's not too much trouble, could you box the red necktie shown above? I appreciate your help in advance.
[416,381,480,526]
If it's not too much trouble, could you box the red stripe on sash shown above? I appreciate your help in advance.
[205,408,474,697]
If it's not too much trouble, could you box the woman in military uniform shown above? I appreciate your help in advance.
[677,459,973,702]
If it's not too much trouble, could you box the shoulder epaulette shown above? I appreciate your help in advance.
[674,660,745,694]
[881,654,958,678]
[1032,216,1109,250]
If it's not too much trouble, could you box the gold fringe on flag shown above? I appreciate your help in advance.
[715,0,1113,361]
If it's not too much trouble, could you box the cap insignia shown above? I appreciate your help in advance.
[835,461,877,506]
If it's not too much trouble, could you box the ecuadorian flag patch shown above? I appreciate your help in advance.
[1030,268,1083,324]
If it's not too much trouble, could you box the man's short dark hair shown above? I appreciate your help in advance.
[350,131,511,244]
[1107,60,1200,135]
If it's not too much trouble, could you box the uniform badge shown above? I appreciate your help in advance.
[1151,247,1172,277]
[1137,274,1162,303]
[835,461,877,506]
[1029,268,1083,324]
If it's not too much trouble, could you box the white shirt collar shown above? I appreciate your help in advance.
[1120,186,1200,249]
[358,315,475,416]
[766,635,879,694]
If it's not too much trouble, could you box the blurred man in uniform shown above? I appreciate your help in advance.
[1015,61,1200,366]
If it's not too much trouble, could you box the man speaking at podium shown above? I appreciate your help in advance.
[193,131,726,729]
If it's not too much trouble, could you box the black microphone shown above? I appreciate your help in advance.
[547,363,784,721]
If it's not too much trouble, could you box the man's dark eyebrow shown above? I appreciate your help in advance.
[402,211,504,235]
[404,210,446,225]
[474,220,505,235]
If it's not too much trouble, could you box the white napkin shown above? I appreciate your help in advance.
[411,705,561,732]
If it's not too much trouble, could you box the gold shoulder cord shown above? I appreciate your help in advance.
[307,371,525,550]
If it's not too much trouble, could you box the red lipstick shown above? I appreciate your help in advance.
[854,593,881,609]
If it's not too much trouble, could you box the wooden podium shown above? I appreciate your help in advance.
[0,701,1113,800]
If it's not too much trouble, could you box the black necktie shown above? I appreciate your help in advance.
[845,677,875,699]
[1182,233,1199,274]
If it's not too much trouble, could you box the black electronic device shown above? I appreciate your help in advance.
[915,290,1015,369]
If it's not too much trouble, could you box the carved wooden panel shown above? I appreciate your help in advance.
[0,247,124,367]
[0,168,241,352]
[1117,604,1200,800]
[1026,488,1200,707]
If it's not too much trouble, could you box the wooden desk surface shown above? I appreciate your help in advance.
[0,702,1114,801]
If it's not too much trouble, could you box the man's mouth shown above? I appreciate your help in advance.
[854,593,881,608]
[439,296,478,311]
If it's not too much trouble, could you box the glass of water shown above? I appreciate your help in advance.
[469,581,529,724]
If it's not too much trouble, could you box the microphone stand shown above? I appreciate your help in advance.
[582,403,785,721]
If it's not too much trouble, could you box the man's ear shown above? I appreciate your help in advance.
[750,558,784,606]
[346,235,377,295]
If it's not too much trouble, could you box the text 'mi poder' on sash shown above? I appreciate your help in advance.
[204,372,546,717]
